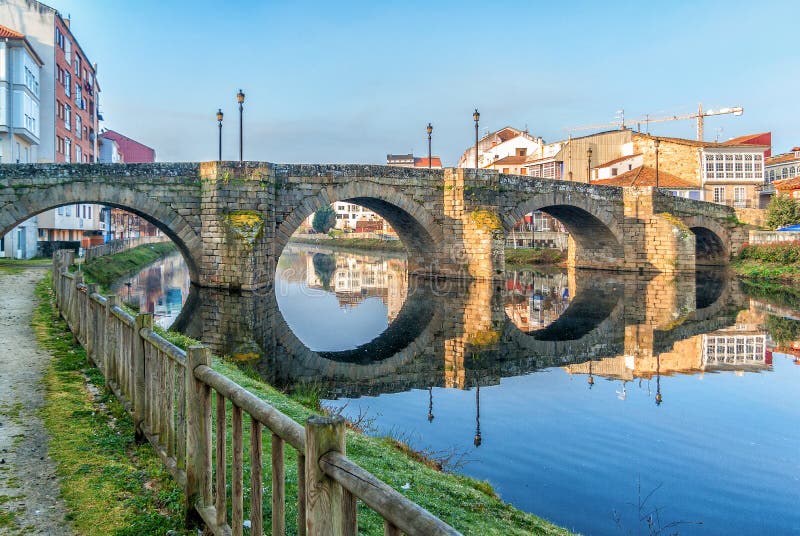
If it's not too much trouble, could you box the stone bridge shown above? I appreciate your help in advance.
[0,162,749,290]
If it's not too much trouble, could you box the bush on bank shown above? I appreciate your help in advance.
[505,248,565,266]
[81,242,176,286]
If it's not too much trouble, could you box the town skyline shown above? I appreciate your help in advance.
[46,0,799,164]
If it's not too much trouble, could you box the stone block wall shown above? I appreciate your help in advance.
[632,133,702,185]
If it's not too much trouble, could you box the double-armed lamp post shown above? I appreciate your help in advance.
[473,109,480,169]
[426,123,433,168]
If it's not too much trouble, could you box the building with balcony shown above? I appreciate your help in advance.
[764,147,800,202]
[0,24,42,258]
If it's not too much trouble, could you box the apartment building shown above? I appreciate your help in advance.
[1,0,103,254]
[0,23,42,258]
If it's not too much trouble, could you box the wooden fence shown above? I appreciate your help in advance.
[52,250,460,536]
[84,235,170,262]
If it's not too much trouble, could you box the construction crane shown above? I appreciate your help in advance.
[567,103,744,141]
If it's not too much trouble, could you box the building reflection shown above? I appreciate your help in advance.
[113,251,190,328]
[504,271,571,332]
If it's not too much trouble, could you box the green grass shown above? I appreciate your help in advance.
[33,276,193,536]
[505,248,565,266]
[289,236,407,253]
[81,242,176,287]
[0,257,51,274]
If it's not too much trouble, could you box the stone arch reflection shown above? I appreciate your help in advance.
[171,267,749,399]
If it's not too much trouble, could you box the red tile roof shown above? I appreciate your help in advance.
[0,24,24,39]
[596,154,641,168]
[413,157,442,168]
[634,132,767,149]
[766,152,800,166]
[592,166,697,189]
[99,130,156,163]
[773,176,800,192]
[721,132,770,146]
[486,155,528,167]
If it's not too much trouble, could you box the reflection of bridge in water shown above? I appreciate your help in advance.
[173,268,760,398]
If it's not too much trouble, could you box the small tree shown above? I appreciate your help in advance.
[312,205,336,234]
[765,194,800,230]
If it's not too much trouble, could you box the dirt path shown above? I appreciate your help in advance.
[0,268,71,535]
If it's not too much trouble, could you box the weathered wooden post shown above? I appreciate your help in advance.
[133,312,153,442]
[305,415,357,536]
[185,346,212,526]
[72,272,83,341]
[104,295,118,392]
[85,284,97,363]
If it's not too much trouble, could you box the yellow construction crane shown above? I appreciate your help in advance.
[567,103,744,141]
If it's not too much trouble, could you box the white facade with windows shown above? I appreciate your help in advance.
[0,34,42,163]
[765,148,800,184]
[701,149,764,183]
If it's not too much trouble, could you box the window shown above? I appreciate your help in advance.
[611,167,618,176]
[76,144,82,162]
[55,27,64,49]
[783,168,789,179]
[64,39,72,64]
[74,55,81,77]
[64,104,71,130]
[75,115,82,138]
[734,186,746,207]
[64,72,71,96]
[57,206,64,216]
[791,166,797,177]
[64,138,71,163]
[516,148,527,157]
[65,205,71,216]
[75,83,82,107]
[713,186,725,204]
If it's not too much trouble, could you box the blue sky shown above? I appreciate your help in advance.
[52,0,798,164]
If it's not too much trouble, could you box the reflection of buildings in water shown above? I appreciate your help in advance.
[504,271,570,332]
[564,328,771,393]
[304,253,408,322]
[115,253,191,328]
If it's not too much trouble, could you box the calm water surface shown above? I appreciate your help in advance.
[122,245,800,536]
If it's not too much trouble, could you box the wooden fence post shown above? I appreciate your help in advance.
[85,284,97,363]
[104,295,118,393]
[305,415,357,536]
[185,346,212,526]
[133,313,153,443]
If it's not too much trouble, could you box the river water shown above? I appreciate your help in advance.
[117,245,800,536]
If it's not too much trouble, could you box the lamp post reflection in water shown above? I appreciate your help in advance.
[427,387,434,423]
[473,385,482,447]
[655,354,663,405]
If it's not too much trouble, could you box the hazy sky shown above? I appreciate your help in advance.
[50,0,798,165]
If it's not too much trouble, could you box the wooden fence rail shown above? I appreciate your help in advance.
[51,250,461,536]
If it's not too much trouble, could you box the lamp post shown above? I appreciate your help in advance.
[473,386,482,447]
[473,109,480,170]
[237,89,245,162]
[426,123,433,169]
[586,147,592,183]
[216,109,224,161]
[654,138,660,188]
[427,387,434,422]
[655,354,663,405]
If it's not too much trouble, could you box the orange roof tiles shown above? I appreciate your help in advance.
[773,176,800,192]
[413,157,442,168]
[0,24,24,39]
[766,152,800,166]
[634,132,767,149]
[486,155,529,167]
[592,166,698,189]
[597,154,641,168]
[722,133,770,146]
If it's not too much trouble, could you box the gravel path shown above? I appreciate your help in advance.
[0,268,71,535]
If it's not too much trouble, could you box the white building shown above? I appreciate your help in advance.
[37,203,105,246]
[0,24,42,163]
[457,127,543,171]
[0,24,42,258]
[98,135,122,163]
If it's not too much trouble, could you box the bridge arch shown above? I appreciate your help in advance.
[502,192,625,269]
[680,215,730,266]
[1,181,202,282]
[275,180,444,274]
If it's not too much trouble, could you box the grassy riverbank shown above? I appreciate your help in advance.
[505,248,565,266]
[289,236,407,253]
[82,242,176,287]
[0,257,51,274]
[733,241,800,285]
[33,277,191,535]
